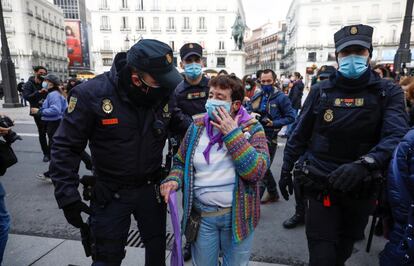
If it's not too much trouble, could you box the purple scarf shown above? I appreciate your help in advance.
[169,191,184,266]
[203,106,252,164]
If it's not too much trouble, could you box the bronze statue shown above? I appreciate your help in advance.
[232,14,246,51]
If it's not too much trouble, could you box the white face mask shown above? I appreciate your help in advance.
[41,81,49,89]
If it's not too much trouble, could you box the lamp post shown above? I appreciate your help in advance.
[0,0,21,107]
[393,0,414,75]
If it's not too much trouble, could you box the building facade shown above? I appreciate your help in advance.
[87,0,246,76]
[284,0,413,81]
[52,0,93,76]
[0,0,67,81]
[245,22,287,77]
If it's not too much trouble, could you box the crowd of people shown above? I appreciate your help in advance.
[0,23,414,266]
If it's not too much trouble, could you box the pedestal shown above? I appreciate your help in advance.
[228,50,247,78]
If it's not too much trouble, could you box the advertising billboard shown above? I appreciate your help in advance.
[65,20,83,68]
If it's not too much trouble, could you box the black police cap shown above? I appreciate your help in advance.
[180,43,203,60]
[334,24,373,53]
[318,65,336,78]
[127,39,182,89]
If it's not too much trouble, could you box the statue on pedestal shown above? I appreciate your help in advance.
[232,14,246,51]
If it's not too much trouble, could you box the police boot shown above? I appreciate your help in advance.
[183,241,192,261]
[283,213,305,229]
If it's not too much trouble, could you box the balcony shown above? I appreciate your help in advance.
[99,6,110,10]
[27,9,33,16]
[100,27,111,32]
[136,26,146,32]
[151,6,161,11]
[367,13,381,23]
[35,13,42,20]
[42,16,48,23]
[120,27,131,32]
[100,48,113,54]
[181,28,192,33]
[166,28,176,33]
[308,17,320,26]
[215,50,227,56]
[151,28,161,33]
[387,12,402,21]
[135,6,145,11]
[3,4,12,12]
[329,17,342,25]
[196,28,207,33]
[48,19,54,26]
[119,6,130,11]
[216,28,227,33]
[45,35,50,41]
[166,6,176,11]
[181,6,192,11]
[29,29,36,36]
[38,33,44,39]
[347,15,361,23]
[5,26,15,33]
[51,37,56,42]
[32,51,39,57]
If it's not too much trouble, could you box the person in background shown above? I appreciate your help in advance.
[243,77,258,103]
[160,74,269,266]
[23,66,50,162]
[218,69,228,76]
[17,79,27,107]
[30,74,67,183]
[286,72,304,138]
[65,78,81,94]
[401,77,414,127]
[373,65,391,79]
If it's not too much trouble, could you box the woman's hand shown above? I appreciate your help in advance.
[211,106,240,135]
[0,127,10,136]
[160,181,178,203]
[30,108,39,115]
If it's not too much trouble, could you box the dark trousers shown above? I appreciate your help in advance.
[44,120,61,176]
[90,183,167,266]
[34,116,49,156]
[294,177,306,217]
[260,141,279,198]
[305,196,375,266]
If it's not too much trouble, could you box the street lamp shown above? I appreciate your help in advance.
[0,0,21,107]
[394,0,413,75]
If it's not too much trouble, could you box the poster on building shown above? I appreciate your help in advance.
[65,20,83,67]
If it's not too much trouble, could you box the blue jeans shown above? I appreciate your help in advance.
[191,199,254,266]
[0,183,10,265]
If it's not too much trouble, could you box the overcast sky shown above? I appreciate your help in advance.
[242,0,293,30]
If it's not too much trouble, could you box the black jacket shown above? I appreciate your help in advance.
[50,53,177,208]
[22,77,47,108]
[288,80,304,110]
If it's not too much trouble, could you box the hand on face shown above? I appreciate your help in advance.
[210,106,240,135]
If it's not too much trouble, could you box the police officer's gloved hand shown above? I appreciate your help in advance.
[62,201,92,228]
[279,168,294,201]
[328,162,369,192]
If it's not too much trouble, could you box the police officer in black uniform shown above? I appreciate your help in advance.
[50,39,183,266]
[279,24,409,265]
[172,43,209,139]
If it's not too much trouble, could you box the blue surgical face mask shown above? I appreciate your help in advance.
[205,99,231,120]
[338,54,369,79]
[245,84,252,91]
[261,84,273,94]
[41,81,48,89]
[184,63,202,80]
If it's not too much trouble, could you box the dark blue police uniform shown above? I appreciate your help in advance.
[281,25,409,265]
[50,40,182,266]
[247,88,295,199]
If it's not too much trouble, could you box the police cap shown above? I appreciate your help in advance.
[317,65,336,79]
[334,24,373,53]
[127,39,182,89]
[180,43,203,60]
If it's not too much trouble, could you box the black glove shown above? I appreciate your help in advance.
[328,162,369,192]
[279,168,294,201]
[62,201,92,228]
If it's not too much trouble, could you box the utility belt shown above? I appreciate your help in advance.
[293,161,383,206]
[95,168,165,188]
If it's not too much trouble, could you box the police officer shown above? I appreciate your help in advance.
[50,39,182,266]
[172,43,209,138]
[317,65,336,82]
[279,24,408,265]
[248,69,295,203]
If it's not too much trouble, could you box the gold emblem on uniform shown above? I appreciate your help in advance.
[163,104,169,113]
[189,44,194,49]
[350,26,358,35]
[355,98,364,107]
[334,98,341,106]
[68,96,77,113]
[166,54,173,64]
[324,109,334,122]
[102,98,113,114]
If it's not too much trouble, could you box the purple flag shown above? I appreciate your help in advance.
[169,191,184,266]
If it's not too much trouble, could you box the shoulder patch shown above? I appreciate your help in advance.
[68,96,77,113]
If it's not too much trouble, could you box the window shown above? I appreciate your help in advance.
[391,25,398,43]
[198,17,206,29]
[219,41,225,50]
[183,17,190,29]
[103,39,110,50]
[121,16,129,29]
[372,4,379,15]
[101,16,110,29]
[137,17,145,30]
[392,2,400,13]
[169,41,175,51]
[122,0,128,9]
[327,52,336,61]
[100,0,108,9]
[103,58,113,66]
[218,16,225,29]
[137,0,144,10]
[152,0,159,10]
[308,52,317,62]
[153,17,160,29]
[217,57,226,67]
[168,17,175,30]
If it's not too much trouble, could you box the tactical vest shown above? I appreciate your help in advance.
[310,82,386,164]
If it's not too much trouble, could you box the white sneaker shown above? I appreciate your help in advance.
[36,173,52,183]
